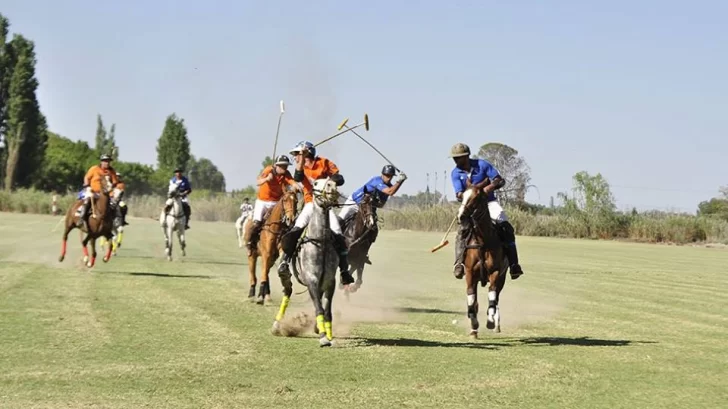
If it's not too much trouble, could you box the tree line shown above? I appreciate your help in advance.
[0,13,226,196]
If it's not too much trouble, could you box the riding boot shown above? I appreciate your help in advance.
[245,220,263,251]
[121,205,129,225]
[333,233,355,285]
[278,226,304,274]
[76,200,89,228]
[453,219,470,279]
[498,221,524,280]
[183,203,191,229]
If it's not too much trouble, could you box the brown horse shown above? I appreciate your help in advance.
[58,183,115,268]
[459,183,508,337]
[341,192,379,292]
[243,190,298,305]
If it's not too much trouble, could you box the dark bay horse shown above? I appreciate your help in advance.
[458,184,509,337]
[59,182,115,268]
[244,190,298,305]
[341,192,379,292]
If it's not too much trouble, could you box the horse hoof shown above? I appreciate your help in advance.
[103,257,110,263]
[486,320,495,330]
[494,326,501,333]
[469,330,478,339]
[58,255,65,262]
[313,324,319,334]
[271,321,281,336]
[256,296,264,305]
[83,256,89,263]
[319,336,332,347]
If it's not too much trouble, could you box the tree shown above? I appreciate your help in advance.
[720,186,728,199]
[156,113,190,172]
[188,156,226,192]
[0,14,11,187]
[558,171,617,237]
[94,114,116,158]
[114,161,156,196]
[261,156,273,170]
[3,34,47,190]
[36,132,95,193]
[475,143,531,205]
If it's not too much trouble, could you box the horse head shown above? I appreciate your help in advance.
[357,191,378,229]
[167,180,182,199]
[312,178,340,209]
[281,188,299,226]
[458,181,492,226]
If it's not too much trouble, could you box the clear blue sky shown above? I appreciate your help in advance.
[4,0,727,213]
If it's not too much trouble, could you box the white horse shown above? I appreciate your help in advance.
[236,202,253,248]
[272,178,340,347]
[160,181,187,261]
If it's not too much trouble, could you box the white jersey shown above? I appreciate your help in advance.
[240,203,253,218]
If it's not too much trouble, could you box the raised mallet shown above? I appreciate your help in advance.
[337,117,400,173]
[312,113,369,147]
[272,100,286,159]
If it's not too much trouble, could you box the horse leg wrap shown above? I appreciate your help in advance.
[275,296,290,321]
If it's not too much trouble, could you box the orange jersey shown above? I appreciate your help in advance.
[257,165,297,201]
[84,165,118,193]
[300,156,340,203]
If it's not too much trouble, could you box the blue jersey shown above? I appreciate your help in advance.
[351,176,392,206]
[451,158,500,201]
[170,176,192,193]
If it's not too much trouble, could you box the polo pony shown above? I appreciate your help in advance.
[272,177,340,347]
[58,177,115,268]
[244,189,298,305]
[341,190,379,293]
[459,182,509,337]
[160,181,187,261]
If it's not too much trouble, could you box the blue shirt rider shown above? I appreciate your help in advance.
[166,167,192,229]
[449,142,524,281]
[339,164,407,265]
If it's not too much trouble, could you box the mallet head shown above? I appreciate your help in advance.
[337,118,349,131]
[280,100,285,114]
[364,114,369,131]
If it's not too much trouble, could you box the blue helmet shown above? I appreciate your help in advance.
[290,140,316,158]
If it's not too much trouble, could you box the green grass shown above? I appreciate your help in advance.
[1,212,727,409]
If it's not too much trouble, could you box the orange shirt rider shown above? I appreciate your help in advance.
[292,146,342,204]
[257,165,298,202]
[84,161,119,194]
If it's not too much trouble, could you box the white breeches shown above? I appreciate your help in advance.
[337,196,359,221]
[458,198,508,223]
[295,202,343,235]
[253,199,277,222]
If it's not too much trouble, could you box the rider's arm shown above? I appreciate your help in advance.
[256,167,273,186]
[83,167,95,187]
[480,160,505,192]
[381,179,404,196]
[325,159,345,186]
[451,169,466,202]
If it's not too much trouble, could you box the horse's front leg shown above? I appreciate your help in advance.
[489,264,508,333]
[178,225,186,257]
[465,256,479,338]
[306,279,330,347]
[102,233,113,262]
[322,281,335,343]
[165,224,173,261]
[87,237,97,268]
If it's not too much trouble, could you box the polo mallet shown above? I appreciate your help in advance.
[272,100,286,159]
[312,113,369,148]
[337,117,400,173]
[431,216,458,253]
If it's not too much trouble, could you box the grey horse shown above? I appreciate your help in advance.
[272,177,340,347]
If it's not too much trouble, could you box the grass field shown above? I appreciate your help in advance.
[1,212,727,409]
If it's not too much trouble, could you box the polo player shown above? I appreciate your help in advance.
[338,164,408,264]
[112,172,129,226]
[240,197,253,221]
[77,154,119,229]
[245,155,299,253]
[278,140,355,286]
[165,167,192,230]
[450,143,524,280]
